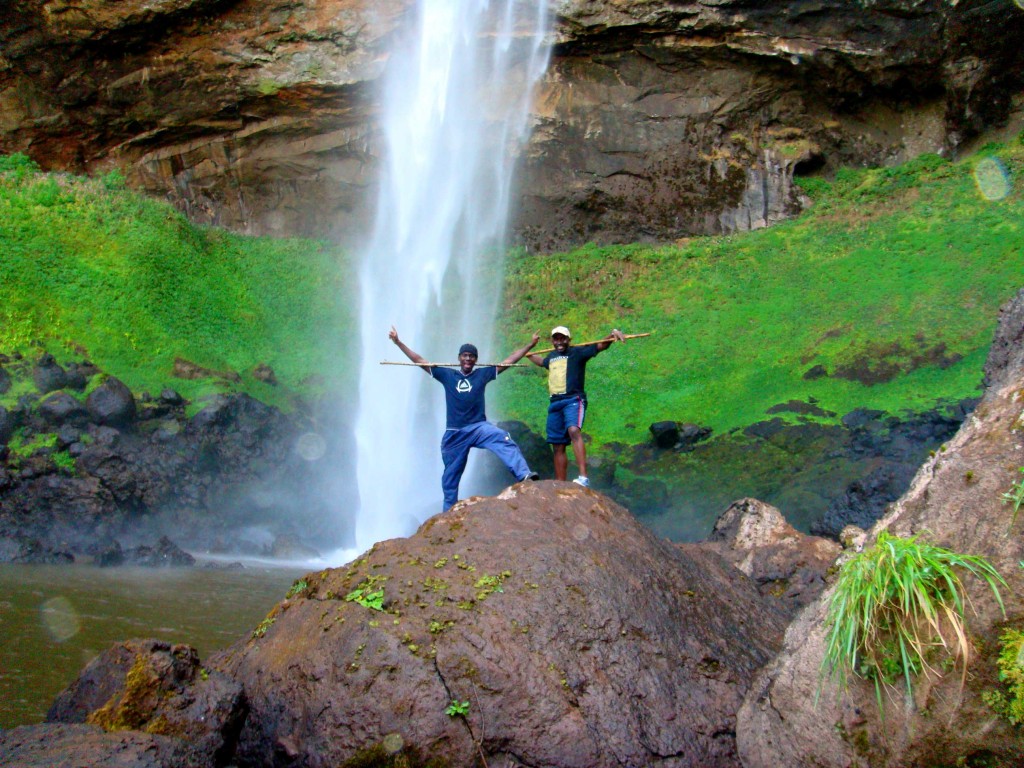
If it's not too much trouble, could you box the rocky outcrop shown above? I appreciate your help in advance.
[0,353,355,561]
[212,481,786,767]
[697,497,841,616]
[735,287,1024,767]
[46,639,247,767]
[2,1,1023,248]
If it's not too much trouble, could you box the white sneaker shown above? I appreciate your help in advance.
[573,476,590,488]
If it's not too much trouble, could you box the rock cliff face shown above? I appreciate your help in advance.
[3,0,1023,249]
[735,288,1024,767]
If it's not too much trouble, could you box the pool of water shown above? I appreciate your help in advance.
[0,560,309,729]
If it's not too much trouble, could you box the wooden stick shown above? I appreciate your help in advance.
[380,361,530,368]
[531,331,652,358]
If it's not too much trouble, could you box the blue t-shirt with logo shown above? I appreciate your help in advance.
[431,366,498,429]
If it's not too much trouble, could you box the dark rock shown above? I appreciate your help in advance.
[649,420,679,448]
[95,540,125,567]
[137,402,173,420]
[802,364,828,380]
[120,536,195,567]
[8,537,75,564]
[32,354,67,394]
[38,391,89,426]
[0,391,353,562]
[64,362,90,391]
[159,389,185,406]
[743,417,787,441]
[57,424,83,448]
[47,638,246,767]
[0,723,191,768]
[840,408,886,430]
[86,377,137,428]
[766,400,837,418]
[677,423,713,450]
[216,482,786,767]
[0,365,11,395]
[0,405,13,444]
[91,425,121,446]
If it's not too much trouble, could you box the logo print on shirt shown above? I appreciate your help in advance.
[456,378,473,393]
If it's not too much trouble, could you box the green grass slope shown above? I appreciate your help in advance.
[495,142,1024,447]
[0,154,352,410]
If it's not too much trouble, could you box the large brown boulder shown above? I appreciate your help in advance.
[213,481,786,767]
[736,288,1024,767]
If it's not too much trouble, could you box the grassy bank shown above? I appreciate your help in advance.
[0,154,352,411]
[495,141,1024,446]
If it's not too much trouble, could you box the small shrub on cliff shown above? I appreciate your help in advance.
[982,628,1024,725]
[821,531,1005,709]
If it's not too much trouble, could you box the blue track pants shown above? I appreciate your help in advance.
[440,421,531,510]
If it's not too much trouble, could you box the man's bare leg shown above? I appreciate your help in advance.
[553,444,569,480]
[568,426,587,479]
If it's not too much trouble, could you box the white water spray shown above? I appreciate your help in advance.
[348,0,550,556]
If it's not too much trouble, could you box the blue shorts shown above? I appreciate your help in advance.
[546,396,585,445]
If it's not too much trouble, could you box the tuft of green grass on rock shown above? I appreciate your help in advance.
[820,531,1005,711]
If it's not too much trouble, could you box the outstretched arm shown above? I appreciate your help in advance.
[497,331,540,374]
[595,328,627,352]
[389,326,433,374]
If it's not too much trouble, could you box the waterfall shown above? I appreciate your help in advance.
[348,0,550,556]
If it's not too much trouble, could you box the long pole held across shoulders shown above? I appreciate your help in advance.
[380,331,653,368]
[379,361,531,368]
[530,331,652,358]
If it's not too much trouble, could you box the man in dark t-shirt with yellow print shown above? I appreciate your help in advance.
[527,325,625,487]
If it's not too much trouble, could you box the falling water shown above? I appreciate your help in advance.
[349,0,550,555]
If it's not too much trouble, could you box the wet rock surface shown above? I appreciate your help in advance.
[0,723,191,768]
[736,288,1024,768]
[213,481,787,767]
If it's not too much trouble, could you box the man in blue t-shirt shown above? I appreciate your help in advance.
[527,325,626,488]
[389,326,541,510]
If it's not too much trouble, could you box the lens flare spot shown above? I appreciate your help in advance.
[973,156,1011,201]
[40,596,80,643]
[572,523,591,541]
[295,432,327,462]
[382,733,404,755]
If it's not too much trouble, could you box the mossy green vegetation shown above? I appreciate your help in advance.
[496,141,1024,446]
[0,154,353,411]
[983,627,1024,725]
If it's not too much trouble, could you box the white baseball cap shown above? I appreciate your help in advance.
[551,326,571,338]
